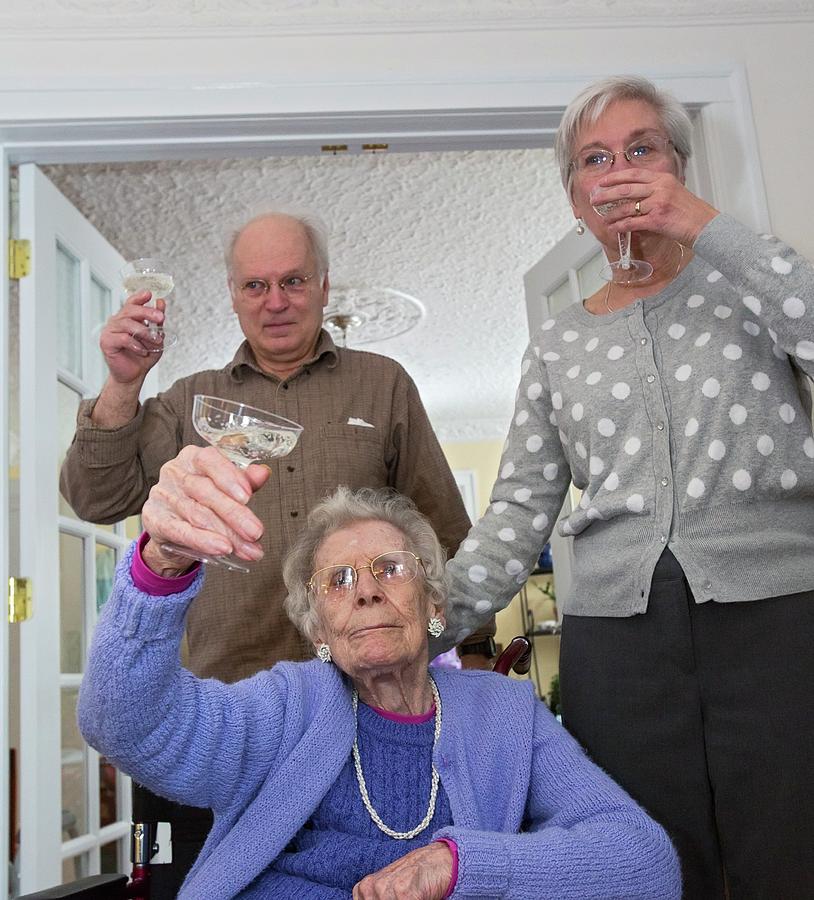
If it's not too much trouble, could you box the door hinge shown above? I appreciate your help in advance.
[8,577,33,623]
[8,239,31,279]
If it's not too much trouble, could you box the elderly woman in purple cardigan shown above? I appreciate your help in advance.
[79,468,680,899]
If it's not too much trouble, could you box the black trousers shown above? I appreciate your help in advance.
[132,784,212,900]
[559,548,814,900]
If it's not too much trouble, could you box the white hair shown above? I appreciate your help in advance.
[283,487,449,643]
[555,75,693,199]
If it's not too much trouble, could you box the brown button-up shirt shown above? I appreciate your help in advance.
[61,331,482,682]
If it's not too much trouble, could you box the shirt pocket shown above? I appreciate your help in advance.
[316,423,389,491]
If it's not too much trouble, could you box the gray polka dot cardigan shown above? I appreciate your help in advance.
[443,214,814,644]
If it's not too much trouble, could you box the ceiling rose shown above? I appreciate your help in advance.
[323,286,425,346]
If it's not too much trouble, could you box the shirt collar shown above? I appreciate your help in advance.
[228,329,339,381]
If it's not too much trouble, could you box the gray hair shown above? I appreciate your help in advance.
[555,75,693,199]
[283,487,450,643]
[222,205,330,278]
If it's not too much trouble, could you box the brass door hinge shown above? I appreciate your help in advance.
[8,239,31,279]
[8,577,33,623]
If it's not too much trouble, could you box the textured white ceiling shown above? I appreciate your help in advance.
[44,149,573,441]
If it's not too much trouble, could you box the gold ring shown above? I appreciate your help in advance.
[634,200,642,216]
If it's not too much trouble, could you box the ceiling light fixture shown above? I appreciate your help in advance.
[323,286,425,347]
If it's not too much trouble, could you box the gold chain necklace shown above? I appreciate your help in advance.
[604,241,686,314]
[350,675,442,840]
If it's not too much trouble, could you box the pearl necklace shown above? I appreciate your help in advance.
[350,675,442,840]
[604,240,685,314]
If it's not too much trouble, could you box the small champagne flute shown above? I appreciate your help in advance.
[160,395,303,573]
[592,201,653,284]
[120,257,178,352]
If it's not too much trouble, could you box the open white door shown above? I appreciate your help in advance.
[14,165,152,893]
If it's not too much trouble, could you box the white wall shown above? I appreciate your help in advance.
[0,19,812,258]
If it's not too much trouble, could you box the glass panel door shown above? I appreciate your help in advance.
[16,164,137,894]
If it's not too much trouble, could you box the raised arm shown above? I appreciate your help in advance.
[59,291,183,523]
[692,213,814,379]
[77,544,283,812]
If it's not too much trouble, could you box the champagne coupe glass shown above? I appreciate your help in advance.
[160,395,304,573]
[592,201,653,284]
[120,257,178,352]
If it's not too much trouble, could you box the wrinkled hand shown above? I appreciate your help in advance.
[353,843,453,900]
[99,291,167,385]
[141,445,270,575]
[590,170,719,247]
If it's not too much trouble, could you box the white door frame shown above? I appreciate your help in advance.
[0,62,770,897]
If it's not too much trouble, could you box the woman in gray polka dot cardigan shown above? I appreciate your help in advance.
[439,75,814,899]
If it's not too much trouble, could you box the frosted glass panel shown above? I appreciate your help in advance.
[58,381,81,519]
[59,531,85,674]
[89,275,112,394]
[95,542,116,613]
[61,688,88,840]
[99,758,118,828]
[577,250,606,299]
[56,242,82,378]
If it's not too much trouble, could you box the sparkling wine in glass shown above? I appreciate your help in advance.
[592,201,653,284]
[160,396,303,573]
[120,257,178,352]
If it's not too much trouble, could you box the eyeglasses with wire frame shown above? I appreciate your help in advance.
[570,133,674,176]
[236,273,316,301]
[308,550,426,600]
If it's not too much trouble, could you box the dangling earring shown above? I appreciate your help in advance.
[576,218,586,236]
[317,643,332,663]
[427,617,445,638]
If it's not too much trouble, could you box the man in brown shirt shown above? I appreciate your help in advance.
[60,208,494,897]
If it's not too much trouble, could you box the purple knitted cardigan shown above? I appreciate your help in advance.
[78,545,681,899]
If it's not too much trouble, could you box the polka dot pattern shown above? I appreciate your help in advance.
[729,404,747,425]
[757,435,774,456]
[687,478,705,499]
[702,378,721,398]
[626,494,644,513]
[447,224,814,641]
[708,440,726,461]
[743,296,761,315]
[780,470,798,490]
[783,297,805,318]
[778,404,795,424]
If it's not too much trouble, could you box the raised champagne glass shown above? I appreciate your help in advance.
[592,201,653,284]
[160,395,303,573]
[120,257,178,351]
